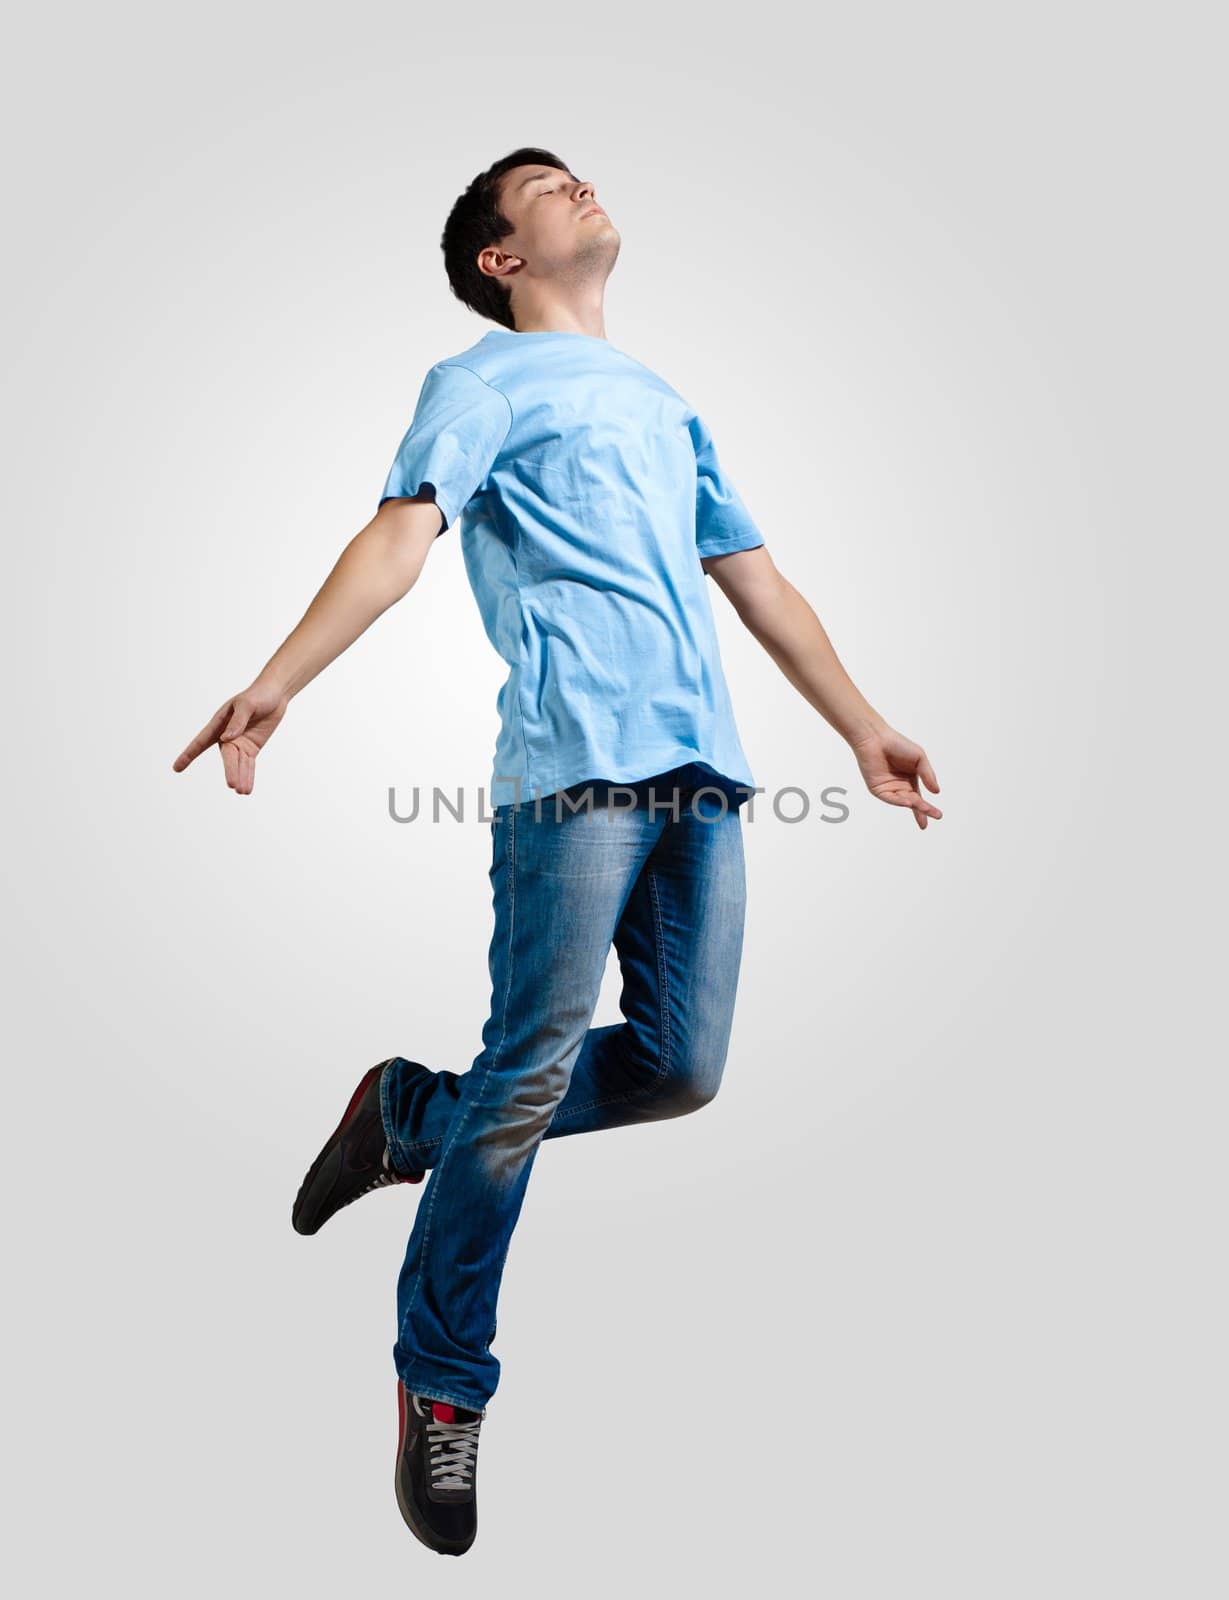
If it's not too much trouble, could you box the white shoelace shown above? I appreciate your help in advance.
[352,1148,403,1198]
[416,1398,481,1491]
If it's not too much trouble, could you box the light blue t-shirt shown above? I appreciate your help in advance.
[378,327,766,811]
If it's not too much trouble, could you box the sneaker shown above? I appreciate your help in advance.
[291,1060,424,1235]
[394,1382,483,1556]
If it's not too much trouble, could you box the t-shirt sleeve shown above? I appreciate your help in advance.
[377,362,513,535]
[688,410,766,559]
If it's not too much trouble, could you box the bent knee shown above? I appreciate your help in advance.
[658,1065,724,1117]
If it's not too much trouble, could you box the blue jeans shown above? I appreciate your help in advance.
[377,762,748,1413]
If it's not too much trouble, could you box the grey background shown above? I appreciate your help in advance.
[4,2,1223,1594]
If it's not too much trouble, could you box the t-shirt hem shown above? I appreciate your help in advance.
[377,486,456,533]
[697,536,765,559]
[490,748,756,809]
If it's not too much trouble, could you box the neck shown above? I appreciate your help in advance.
[510,291,608,340]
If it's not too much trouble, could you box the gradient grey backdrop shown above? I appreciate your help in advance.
[4,2,1223,1594]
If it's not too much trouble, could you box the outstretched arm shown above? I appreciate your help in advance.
[172,494,442,794]
[702,544,943,830]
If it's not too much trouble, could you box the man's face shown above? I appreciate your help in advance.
[483,163,620,291]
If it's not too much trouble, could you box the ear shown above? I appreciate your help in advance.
[477,245,523,280]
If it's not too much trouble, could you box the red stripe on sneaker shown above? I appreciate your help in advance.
[339,1064,382,1128]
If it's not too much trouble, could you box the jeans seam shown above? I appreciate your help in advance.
[547,1086,652,1122]
[646,867,673,1082]
[396,805,518,1374]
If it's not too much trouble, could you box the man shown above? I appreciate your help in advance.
[172,146,942,1558]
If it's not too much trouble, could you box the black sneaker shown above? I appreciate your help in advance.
[291,1060,424,1235]
[394,1382,484,1556]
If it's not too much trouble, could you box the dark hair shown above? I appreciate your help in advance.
[442,147,575,330]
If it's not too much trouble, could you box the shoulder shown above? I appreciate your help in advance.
[423,342,512,415]
[414,350,513,429]
[427,331,504,388]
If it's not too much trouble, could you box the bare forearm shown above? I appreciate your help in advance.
[740,573,887,745]
[254,521,423,700]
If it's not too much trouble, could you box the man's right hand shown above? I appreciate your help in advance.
[172,679,290,795]
[171,498,444,796]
